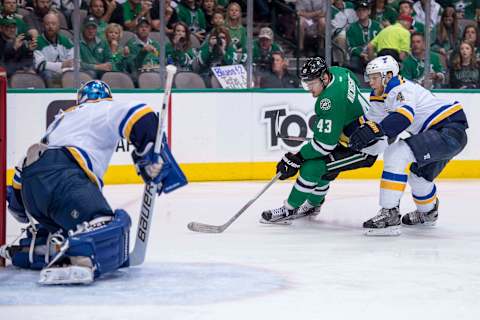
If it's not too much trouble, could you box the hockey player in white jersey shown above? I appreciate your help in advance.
[1,80,187,283]
[349,55,468,235]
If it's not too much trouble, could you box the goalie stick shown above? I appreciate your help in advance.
[187,173,281,233]
[129,65,177,266]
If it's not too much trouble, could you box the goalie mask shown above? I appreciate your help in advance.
[77,80,113,104]
[364,55,399,86]
[300,57,328,91]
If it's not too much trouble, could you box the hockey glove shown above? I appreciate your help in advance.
[276,152,304,180]
[349,121,385,151]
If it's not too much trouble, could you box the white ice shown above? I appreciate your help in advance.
[1,180,480,320]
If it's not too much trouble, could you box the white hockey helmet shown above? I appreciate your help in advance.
[365,55,399,86]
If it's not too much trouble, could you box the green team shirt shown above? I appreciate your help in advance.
[300,67,368,160]
[122,2,141,23]
[176,3,206,33]
[400,52,444,82]
[346,19,381,57]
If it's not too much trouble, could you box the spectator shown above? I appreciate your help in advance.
[452,0,480,20]
[202,0,216,33]
[413,0,442,28]
[123,0,152,31]
[127,16,161,75]
[259,51,298,88]
[296,0,325,54]
[367,13,412,61]
[176,0,206,42]
[79,16,112,78]
[461,24,480,60]
[401,32,445,88]
[211,8,225,29]
[449,41,479,88]
[24,0,66,34]
[225,2,246,53]
[34,12,74,87]
[331,0,358,66]
[51,0,81,27]
[166,21,195,71]
[216,0,229,10]
[252,27,283,74]
[151,0,178,34]
[1,0,30,35]
[105,22,130,72]
[88,0,109,39]
[0,15,36,76]
[346,1,381,74]
[433,6,461,67]
[370,0,398,27]
[196,26,236,84]
[398,0,424,33]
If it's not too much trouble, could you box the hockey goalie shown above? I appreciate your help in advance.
[0,80,187,284]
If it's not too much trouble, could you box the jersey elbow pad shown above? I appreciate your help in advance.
[380,112,411,138]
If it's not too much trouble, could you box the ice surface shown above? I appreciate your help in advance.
[1,180,480,320]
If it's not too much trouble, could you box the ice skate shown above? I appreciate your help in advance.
[363,207,401,236]
[289,200,324,220]
[259,204,297,225]
[402,199,439,226]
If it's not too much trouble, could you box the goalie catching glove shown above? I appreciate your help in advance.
[276,152,304,180]
[132,135,187,194]
[349,121,386,151]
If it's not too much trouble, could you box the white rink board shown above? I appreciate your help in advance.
[6,91,480,169]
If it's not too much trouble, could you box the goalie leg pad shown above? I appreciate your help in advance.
[66,209,131,278]
[159,136,188,194]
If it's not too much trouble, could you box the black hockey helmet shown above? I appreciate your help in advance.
[300,57,328,82]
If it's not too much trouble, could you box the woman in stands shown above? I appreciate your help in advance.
[432,6,461,67]
[166,21,195,71]
[449,41,480,89]
[105,23,130,72]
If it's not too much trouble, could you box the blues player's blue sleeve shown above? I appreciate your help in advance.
[129,113,158,154]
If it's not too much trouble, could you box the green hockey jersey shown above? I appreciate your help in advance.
[299,67,370,160]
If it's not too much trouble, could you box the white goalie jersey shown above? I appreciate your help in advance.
[44,99,154,187]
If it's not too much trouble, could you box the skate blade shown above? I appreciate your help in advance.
[364,225,401,236]
[259,218,292,225]
[39,266,94,285]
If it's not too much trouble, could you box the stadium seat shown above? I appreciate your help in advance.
[101,72,135,89]
[9,72,46,88]
[210,75,222,88]
[174,72,206,89]
[138,72,161,88]
[61,71,94,88]
[119,31,136,47]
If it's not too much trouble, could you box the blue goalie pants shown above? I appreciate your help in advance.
[20,148,113,233]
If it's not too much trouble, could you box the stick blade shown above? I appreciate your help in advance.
[187,221,224,233]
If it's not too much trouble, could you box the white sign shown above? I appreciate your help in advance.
[211,65,247,89]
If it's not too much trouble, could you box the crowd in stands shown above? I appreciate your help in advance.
[0,0,479,89]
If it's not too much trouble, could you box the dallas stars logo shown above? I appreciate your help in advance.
[319,98,331,111]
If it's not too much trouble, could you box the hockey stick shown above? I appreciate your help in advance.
[187,173,281,233]
[276,134,311,142]
[129,65,177,266]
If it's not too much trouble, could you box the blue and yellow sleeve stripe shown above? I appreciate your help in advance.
[369,93,387,102]
[395,105,415,124]
[66,147,103,188]
[12,172,22,190]
[380,171,408,192]
[420,102,463,132]
[119,103,155,142]
[412,185,437,205]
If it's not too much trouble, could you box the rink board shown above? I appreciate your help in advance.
[6,89,480,183]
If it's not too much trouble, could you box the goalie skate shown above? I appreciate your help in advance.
[363,207,401,236]
[402,199,439,227]
[39,266,94,285]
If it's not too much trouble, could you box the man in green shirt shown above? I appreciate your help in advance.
[79,16,112,78]
[127,16,161,75]
[176,0,206,41]
[347,1,382,73]
[261,57,376,224]
[367,13,412,61]
[1,0,29,35]
[401,32,445,88]
[122,0,151,31]
[252,27,283,73]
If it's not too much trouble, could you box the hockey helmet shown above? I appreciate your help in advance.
[300,57,328,90]
[364,55,399,86]
[77,80,112,104]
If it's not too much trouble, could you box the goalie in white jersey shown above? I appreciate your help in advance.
[349,55,468,236]
[1,80,187,283]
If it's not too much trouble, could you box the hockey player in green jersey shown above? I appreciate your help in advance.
[261,57,377,224]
